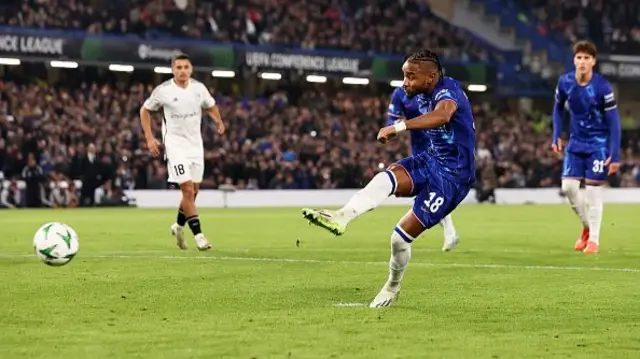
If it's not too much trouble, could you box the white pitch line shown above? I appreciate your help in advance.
[334,303,368,307]
[1,253,639,273]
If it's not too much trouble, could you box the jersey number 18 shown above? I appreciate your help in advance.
[423,192,444,213]
[174,164,186,176]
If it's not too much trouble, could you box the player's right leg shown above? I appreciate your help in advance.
[370,169,471,308]
[560,151,590,251]
[301,162,414,236]
[169,181,188,250]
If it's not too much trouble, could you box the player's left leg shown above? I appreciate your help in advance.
[187,161,210,250]
[583,181,603,254]
[171,183,201,248]
[582,152,609,254]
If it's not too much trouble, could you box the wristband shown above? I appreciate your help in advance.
[393,121,407,133]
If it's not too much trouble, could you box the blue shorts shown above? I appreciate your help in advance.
[562,149,608,182]
[396,154,471,229]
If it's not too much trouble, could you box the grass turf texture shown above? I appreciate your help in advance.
[1,205,640,359]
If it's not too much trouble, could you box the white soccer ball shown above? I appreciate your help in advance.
[33,222,79,267]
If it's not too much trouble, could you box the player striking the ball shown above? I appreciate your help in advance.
[140,53,225,251]
[552,40,621,254]
[302,51,476,307]
[387,86,460,252]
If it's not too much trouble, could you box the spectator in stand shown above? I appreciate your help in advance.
[0,177,21,209]
[79,143,103,206]
[21,153,45,207]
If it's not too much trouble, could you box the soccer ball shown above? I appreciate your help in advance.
[33,222,79,267]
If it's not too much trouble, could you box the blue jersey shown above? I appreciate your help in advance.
[414,77,476,184]
[386,87,430,154]
[391,77,476,230]
[553,71,621,162]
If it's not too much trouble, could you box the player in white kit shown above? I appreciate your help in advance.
[140,54,225,250]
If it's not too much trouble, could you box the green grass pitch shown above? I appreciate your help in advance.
[1,204,640,359]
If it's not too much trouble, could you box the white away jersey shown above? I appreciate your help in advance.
[143,79,215,158]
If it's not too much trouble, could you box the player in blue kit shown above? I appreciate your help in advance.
[387,87,461,252]
[553,40,621,255]
[301,51,476,307]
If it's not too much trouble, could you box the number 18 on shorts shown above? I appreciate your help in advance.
[167,159,204,184]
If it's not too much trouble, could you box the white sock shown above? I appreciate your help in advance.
[585,185,603,245]
[339,171,394,223]
[439,214,456,238]
[385,226,413,292]
[561,179,589,227]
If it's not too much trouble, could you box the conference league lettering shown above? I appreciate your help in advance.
[246,52,360,73]
[0,35,64,55]
[600,61,640,78]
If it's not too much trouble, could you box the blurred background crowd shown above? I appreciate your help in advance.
[1,0,639,208]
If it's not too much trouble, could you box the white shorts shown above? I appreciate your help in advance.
[166,156,204,184]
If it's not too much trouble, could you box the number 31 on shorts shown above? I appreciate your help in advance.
[592,159,605,173]
[423,192,444,213]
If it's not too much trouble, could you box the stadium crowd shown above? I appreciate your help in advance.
[1,0,640,209]
[0,0,494,62]
[523,0,640,54]
[1,78,639,208]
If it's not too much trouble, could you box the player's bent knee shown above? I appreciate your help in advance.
[392,226,415,245]
[387,165,413,197]
[396,210,426,239]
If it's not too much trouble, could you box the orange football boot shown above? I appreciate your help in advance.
[574,227,589,251]
[583,241,599,254]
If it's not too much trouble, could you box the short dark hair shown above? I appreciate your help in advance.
[171,53,191,64]
[573,40,597,58]
[406,50,443,76]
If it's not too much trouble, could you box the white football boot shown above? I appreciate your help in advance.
[369,285,399,308]
[195,233,212,251]
[170,223,188,250]
[442,234,460,252]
